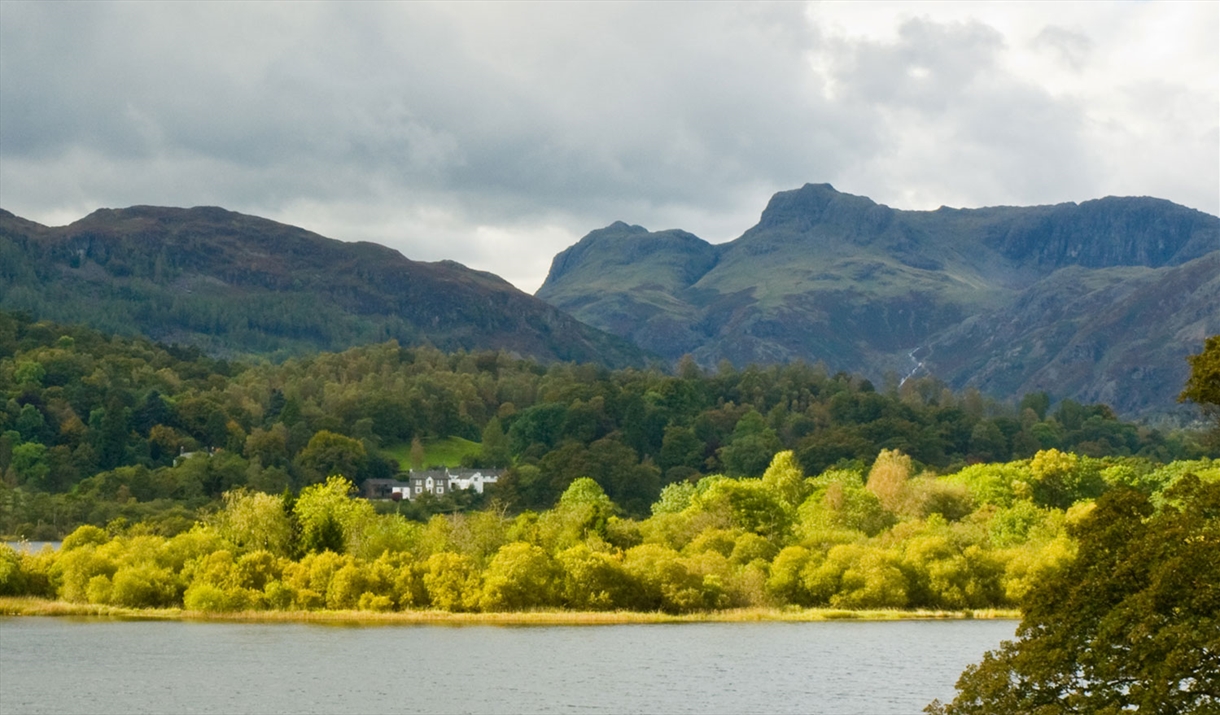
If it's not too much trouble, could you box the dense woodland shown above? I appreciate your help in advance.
[1,450,1216,615]
[0,310,1213,539]
[0,310,1217,624]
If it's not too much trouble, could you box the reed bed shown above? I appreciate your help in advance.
[0,597,1019,625]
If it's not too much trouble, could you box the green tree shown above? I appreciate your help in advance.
[212,489,294,556]
[293,476,374,554]
[659,425,705,473]
[478,417,511,468]
[10,442,50,488]
[928,476,1219,714]
[761,450,810,509]
[719,410,782,477]
[1181,335,1220,443]
[410,436,425,471]
[295,431,367,485]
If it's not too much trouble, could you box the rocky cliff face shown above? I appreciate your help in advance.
[537,184,1220,418]
[0,206,648,367]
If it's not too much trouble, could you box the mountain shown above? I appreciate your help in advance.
[0,205,648,367]
[536,184,1220,418]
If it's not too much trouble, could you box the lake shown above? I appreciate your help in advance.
[0,617,1014,714]
[3,541,61,553]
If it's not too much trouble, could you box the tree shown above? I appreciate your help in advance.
[865,449,912,513]
[928,476,1220,714]
[212,489,294,556]
[295,431,367,485]
[1181,335,1220,443]
[410,436,425,471]
[719,410,782,477]
[293,476,374,554]
[761,450,809,509]
[478,417,511,468]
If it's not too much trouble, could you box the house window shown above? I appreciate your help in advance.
[415,486,422,494]
[436,487,443,494]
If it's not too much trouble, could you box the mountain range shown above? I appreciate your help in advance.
[536,184,1219,419]
[0,206,646,367]
[2,184,1216,419]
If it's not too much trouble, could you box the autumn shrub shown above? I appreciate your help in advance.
[866,449,912,513]
[422,552,481,611]
[0,545,28,596]
[60,524,109,551]
[234,550,282,592]
[623,543,708,613]
[109,564,179,608]
[987,500,1049,548]
[767,545,813,606]
[903,479,975,522]
[263,580,295,610]
[183,582,261,612]
[212,489,293,556]
[943,463,1030,507]
[682,528,739,558]
[729,532,777,566]
[557,543,635,610]
[1000,535,1075,603]
[479,542,560,611]
[53,541,121,602]
[797,473,893,538]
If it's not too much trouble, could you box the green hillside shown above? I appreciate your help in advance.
[382,437,481,471]
[0,205,648,368]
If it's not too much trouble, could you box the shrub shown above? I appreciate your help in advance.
[479,542,559,611]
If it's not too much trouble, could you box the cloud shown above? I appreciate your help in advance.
[1,1,1216,293]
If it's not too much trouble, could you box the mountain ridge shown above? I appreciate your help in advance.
[536,184,1220,418]
[0,205,649,367]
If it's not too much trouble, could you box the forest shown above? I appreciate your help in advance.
[0,309,1217,617]
[1,310,1210,540]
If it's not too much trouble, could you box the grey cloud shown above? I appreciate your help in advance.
[1033,26,1093,71]
[1,1,1215,293]
[832,18,1007,111]
[818,16,1096,207]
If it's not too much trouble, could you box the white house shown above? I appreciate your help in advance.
[363,467,503,501]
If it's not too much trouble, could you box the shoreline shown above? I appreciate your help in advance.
[0,598,1019,625]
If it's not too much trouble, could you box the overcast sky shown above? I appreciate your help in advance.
[2,1,1217,293]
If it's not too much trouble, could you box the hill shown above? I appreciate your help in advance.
[536,184,1219,418]
[0,205,647,367]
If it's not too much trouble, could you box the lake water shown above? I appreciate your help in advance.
[0,617,1015,714]
[3,541,61,553]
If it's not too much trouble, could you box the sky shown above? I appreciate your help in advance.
[2,1,1217,294]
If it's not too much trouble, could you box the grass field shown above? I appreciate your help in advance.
[381,436,481,471]
[0,597,1019,625]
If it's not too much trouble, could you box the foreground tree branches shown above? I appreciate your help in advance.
[928,475,1219,714]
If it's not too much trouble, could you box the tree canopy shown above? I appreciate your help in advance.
[3,310,1211,540]
[1181,335,1220,446]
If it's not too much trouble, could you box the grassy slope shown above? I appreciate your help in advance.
[381,437,481,471]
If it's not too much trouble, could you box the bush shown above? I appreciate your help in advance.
[479,542,559,611]
[0,545,27,596]
[109,565,179,608]
[422,552,480,612]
